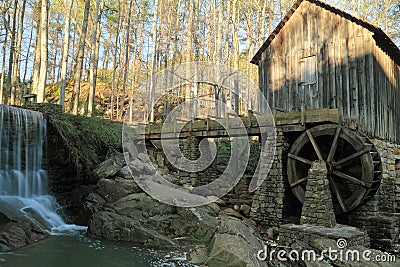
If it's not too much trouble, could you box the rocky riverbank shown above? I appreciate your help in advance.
[0,214,47,252]
[84,152,268,266]
[84,151,400,267]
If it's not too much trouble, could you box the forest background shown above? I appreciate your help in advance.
[0,0,399,119]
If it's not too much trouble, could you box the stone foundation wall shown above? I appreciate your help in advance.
[147,137,254,201]
[347,138,400,251]
[279,224,370,248]
[250,129,298,227]
[249,130,400,251]
[300,161,336,228]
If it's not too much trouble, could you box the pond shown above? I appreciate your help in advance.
[0,234,197,267]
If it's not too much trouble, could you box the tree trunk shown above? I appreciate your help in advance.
[268,0,274,36]
[13,0,27,91]
[37,0,49,103]
[118,0,133,120]
[232,0,239,114]
[88,0,104,117]
[60,0,74,112]
[115,2,129,120]
[71,0,91,114]
[23,25,34,83]
[4,0,18,105]
[0,24,8,104]
[110,2,122,120]
[149,0,159,122]
[32,13,41,97]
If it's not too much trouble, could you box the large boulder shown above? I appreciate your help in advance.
[0,219,47,252]
[204,217,268,267]
[94,153,126,180]
[88,211,176,248]
[88,192,220,248]
[96,177,142,203]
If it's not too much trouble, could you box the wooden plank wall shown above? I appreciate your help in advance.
[259,1,400,143]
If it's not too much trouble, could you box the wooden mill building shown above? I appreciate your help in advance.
[251,0,400,143]
[250,0,400,250]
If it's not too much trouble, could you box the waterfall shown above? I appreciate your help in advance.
[0,105,86,234]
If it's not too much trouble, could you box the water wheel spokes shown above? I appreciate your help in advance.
[287,124,382,214]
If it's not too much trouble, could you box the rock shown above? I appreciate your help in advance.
[117,166,133,179]
[88,211,177,248]
[158,167,169,175]
[84,192,106,214]
[205,217,268,267]
[94,153,126,179]
[291,241,332,267]
[96,178,142,203]
[138,153,150,163]
[60,184,96,225]
[142,162,156,175]
[217,217,262,244]
[128,159,145,174]
[0,221,47,252]
[168,206,219,244]
[189,246,208,265]
[162,174,178,183]
[0,212,10,225]
[240,204,251,217]
[122,142,138,160]
[310,238,339,252]
[111,193,176,217]
[88,193,220,248]
[222,208,243,219]
[207,197,225,206]
[266,227,279,240]
[234,205,240,211]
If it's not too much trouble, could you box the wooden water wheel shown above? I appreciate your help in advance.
[287,124,382,214]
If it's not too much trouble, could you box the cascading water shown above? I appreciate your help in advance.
[0,105,86,234]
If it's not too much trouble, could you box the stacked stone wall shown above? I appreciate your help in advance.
[300,161,336,228]
[250,130,297,227]
[347,138,400,251]
[279,224,370,248]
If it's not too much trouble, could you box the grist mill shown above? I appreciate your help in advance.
[143,0,400,252]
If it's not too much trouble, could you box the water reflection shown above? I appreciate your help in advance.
[0,235,196,267]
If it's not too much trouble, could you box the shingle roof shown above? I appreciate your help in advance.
[251,0,400,65]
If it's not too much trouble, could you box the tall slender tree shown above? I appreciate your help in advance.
[37,0,49,103]
[88,0,104,117]
[149,0,159,122]
[71,0,90,115]
[118,0,133,119]
[3,0,18,105]
[59,0,74,112]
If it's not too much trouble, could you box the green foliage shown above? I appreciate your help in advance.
[217,138,231,155]
[217,137,261,173]
[49,112,122,174]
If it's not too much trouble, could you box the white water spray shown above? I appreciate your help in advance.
[0,105,86,234]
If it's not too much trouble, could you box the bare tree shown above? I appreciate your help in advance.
[118,0,133,119]
[88,0,104,116]
[37,0,49,103]
[3,0,18,104]
[71,0,90,114]
[110,2,122,120]
[149,0,159,122]
[59,0,74,112]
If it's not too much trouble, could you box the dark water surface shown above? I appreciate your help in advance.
[0,235,196,267]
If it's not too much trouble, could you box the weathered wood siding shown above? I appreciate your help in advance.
[258,1,400,143]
